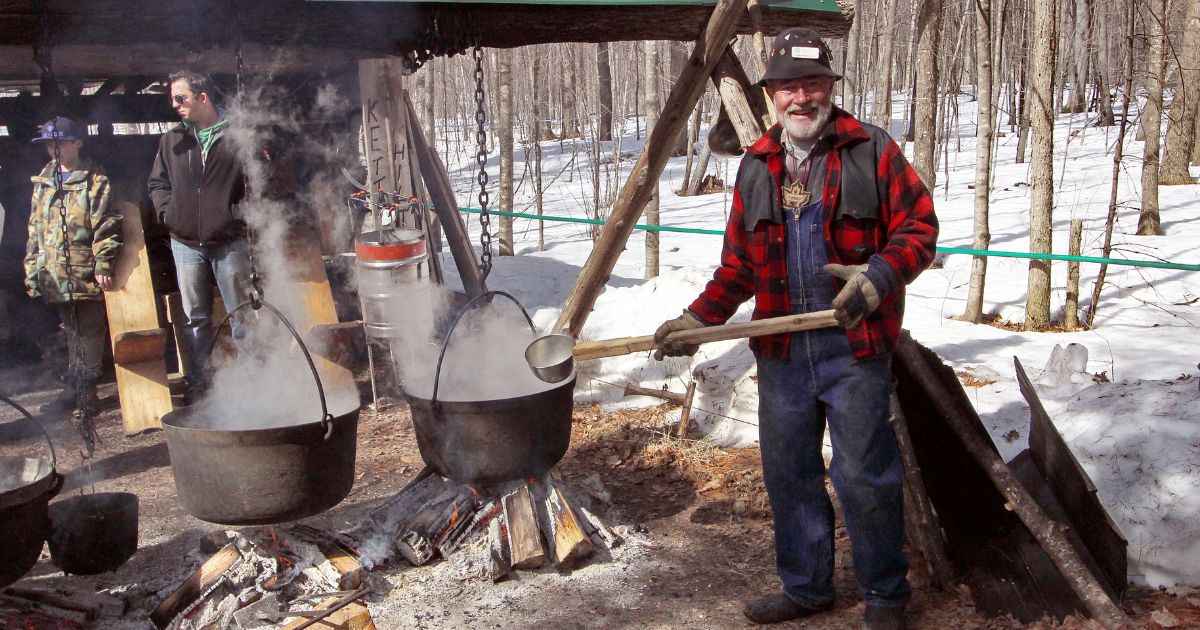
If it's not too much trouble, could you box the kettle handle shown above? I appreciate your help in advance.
[211,299,336,440]
[0,393,58,469]
[430,290,536,405]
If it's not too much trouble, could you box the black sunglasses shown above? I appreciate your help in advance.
[171,94,194,104]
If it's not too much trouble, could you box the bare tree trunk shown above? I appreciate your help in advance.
[681,100,702,194]
[844,0,861,113]
[497,49,515,256]
[913,0,944,187]
[1016,8,1031,162]
[1067,0,1091,112]
[1162,0,1200,183]
[1095,9,1116,127]
[423,62,436,153]
[532,51,546,250]
[962,0,995,323]
[688,105,719,196]
[1025,0,1057,331]
[873,0,900,129]
[644,40,662,279]
[563,45,580,139]
[597,43,613,142]
[1088,5,1136,328]
[1139,0,1167,235]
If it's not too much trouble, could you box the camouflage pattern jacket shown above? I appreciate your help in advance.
[24,161,122,303]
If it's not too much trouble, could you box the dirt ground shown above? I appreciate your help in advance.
[1,375,1197,630]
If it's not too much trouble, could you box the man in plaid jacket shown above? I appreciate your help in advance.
[654,28,938,630]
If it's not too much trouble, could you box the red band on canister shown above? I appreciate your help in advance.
[355,238,426,261]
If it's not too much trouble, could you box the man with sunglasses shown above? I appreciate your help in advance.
[148,70,251,402]
[653,28,938,630]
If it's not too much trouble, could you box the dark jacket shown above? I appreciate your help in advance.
[688,109,939,360]
[148,116,247,245]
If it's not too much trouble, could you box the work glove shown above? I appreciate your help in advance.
[824,257,900,329]
[652,310,709,361]
[25,278,41,299]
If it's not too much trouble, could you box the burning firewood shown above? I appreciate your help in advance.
[149,543,242,629]
[545,486,595,568]
[502,484,547,570]
[488,517,512,583]
[575,504,622,550]
[396,483,478,566]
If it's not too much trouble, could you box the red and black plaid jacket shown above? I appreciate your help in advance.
[688,109,938,360]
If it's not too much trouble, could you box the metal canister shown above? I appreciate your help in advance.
[354,229,433,339]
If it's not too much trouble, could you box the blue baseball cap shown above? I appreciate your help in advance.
[31,117,84,144]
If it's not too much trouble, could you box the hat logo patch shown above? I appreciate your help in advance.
[792,46,821,59]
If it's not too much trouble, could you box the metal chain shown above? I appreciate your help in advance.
[473,45,492,282]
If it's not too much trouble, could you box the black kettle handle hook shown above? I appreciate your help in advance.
[210,299,336,440]
[430,290,536,405]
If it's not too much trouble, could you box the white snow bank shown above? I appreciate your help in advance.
[1051,377,1200,587]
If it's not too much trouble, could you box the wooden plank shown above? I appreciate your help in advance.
[502,485,546,570]
[893,338,1127,629]
[572,310,838,361]
[888,393,955,591]
[104,200,172,435]
[553,0,751,337]
[279,595,376,630]
[358,59,415,206]
[1015,358,1127,597]
[111,328,169,365]
[149,544,241,629]
[404,91,487,298]
[547,486,594,568]
[892,337,1084,622]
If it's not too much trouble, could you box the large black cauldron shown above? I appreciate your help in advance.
[404,292,575,485]
[161,298,359,525]
[0,394,64,588]
[161,405,358,525]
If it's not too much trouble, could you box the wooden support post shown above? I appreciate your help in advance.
[105,200,172,435]
[359,59,415,207]
[554,0,748,337]
[622,383,687,404]
[893,342,1129,630]
[404,92,487,298]
[677,381,698,437]
[712,45,770,146]
[1065,219,1083,330]
[502,485,546,570]
[889,393,955,591]
[745,0,777,125]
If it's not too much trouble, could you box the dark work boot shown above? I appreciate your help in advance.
[40,386,78,415]
[862,604,906,630]
[743,593,834,624]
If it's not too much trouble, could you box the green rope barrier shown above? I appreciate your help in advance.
[454,207,1200,272]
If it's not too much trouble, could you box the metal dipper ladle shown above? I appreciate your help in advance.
[525,309,838,384]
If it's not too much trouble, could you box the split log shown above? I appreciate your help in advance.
[575,505,622,550]
[554,0,751,337]
[396,484,477,566]
[149,543,241,629]
[503,485,546,570]
[1,587,122,621]
[893,341,1128,629]
[403,92,487,298]
[280,588,375,630]
[111,328,169,365]
[546,487,594,568]
[323,545,365,591]
[489,517,512,583]
[889,394,955,591]
[368,471,445,533]
[711,45,770,147]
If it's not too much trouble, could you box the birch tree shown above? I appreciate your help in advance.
[1026,0,1057,331]
[497,49,515,256]
[644,40,662,278]
[1138,0,1167,235]
[962,0,996,323]
[1162,0,1200,183]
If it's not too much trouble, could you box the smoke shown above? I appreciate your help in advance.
[190,73,361,429]
[382,283,558,403]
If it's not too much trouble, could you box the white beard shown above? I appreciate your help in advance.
[777,100,832,141]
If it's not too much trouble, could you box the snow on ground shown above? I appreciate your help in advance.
[430,96,1200,586]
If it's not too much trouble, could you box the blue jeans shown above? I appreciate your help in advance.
[756,329,909,609]
[170,238,253,388]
